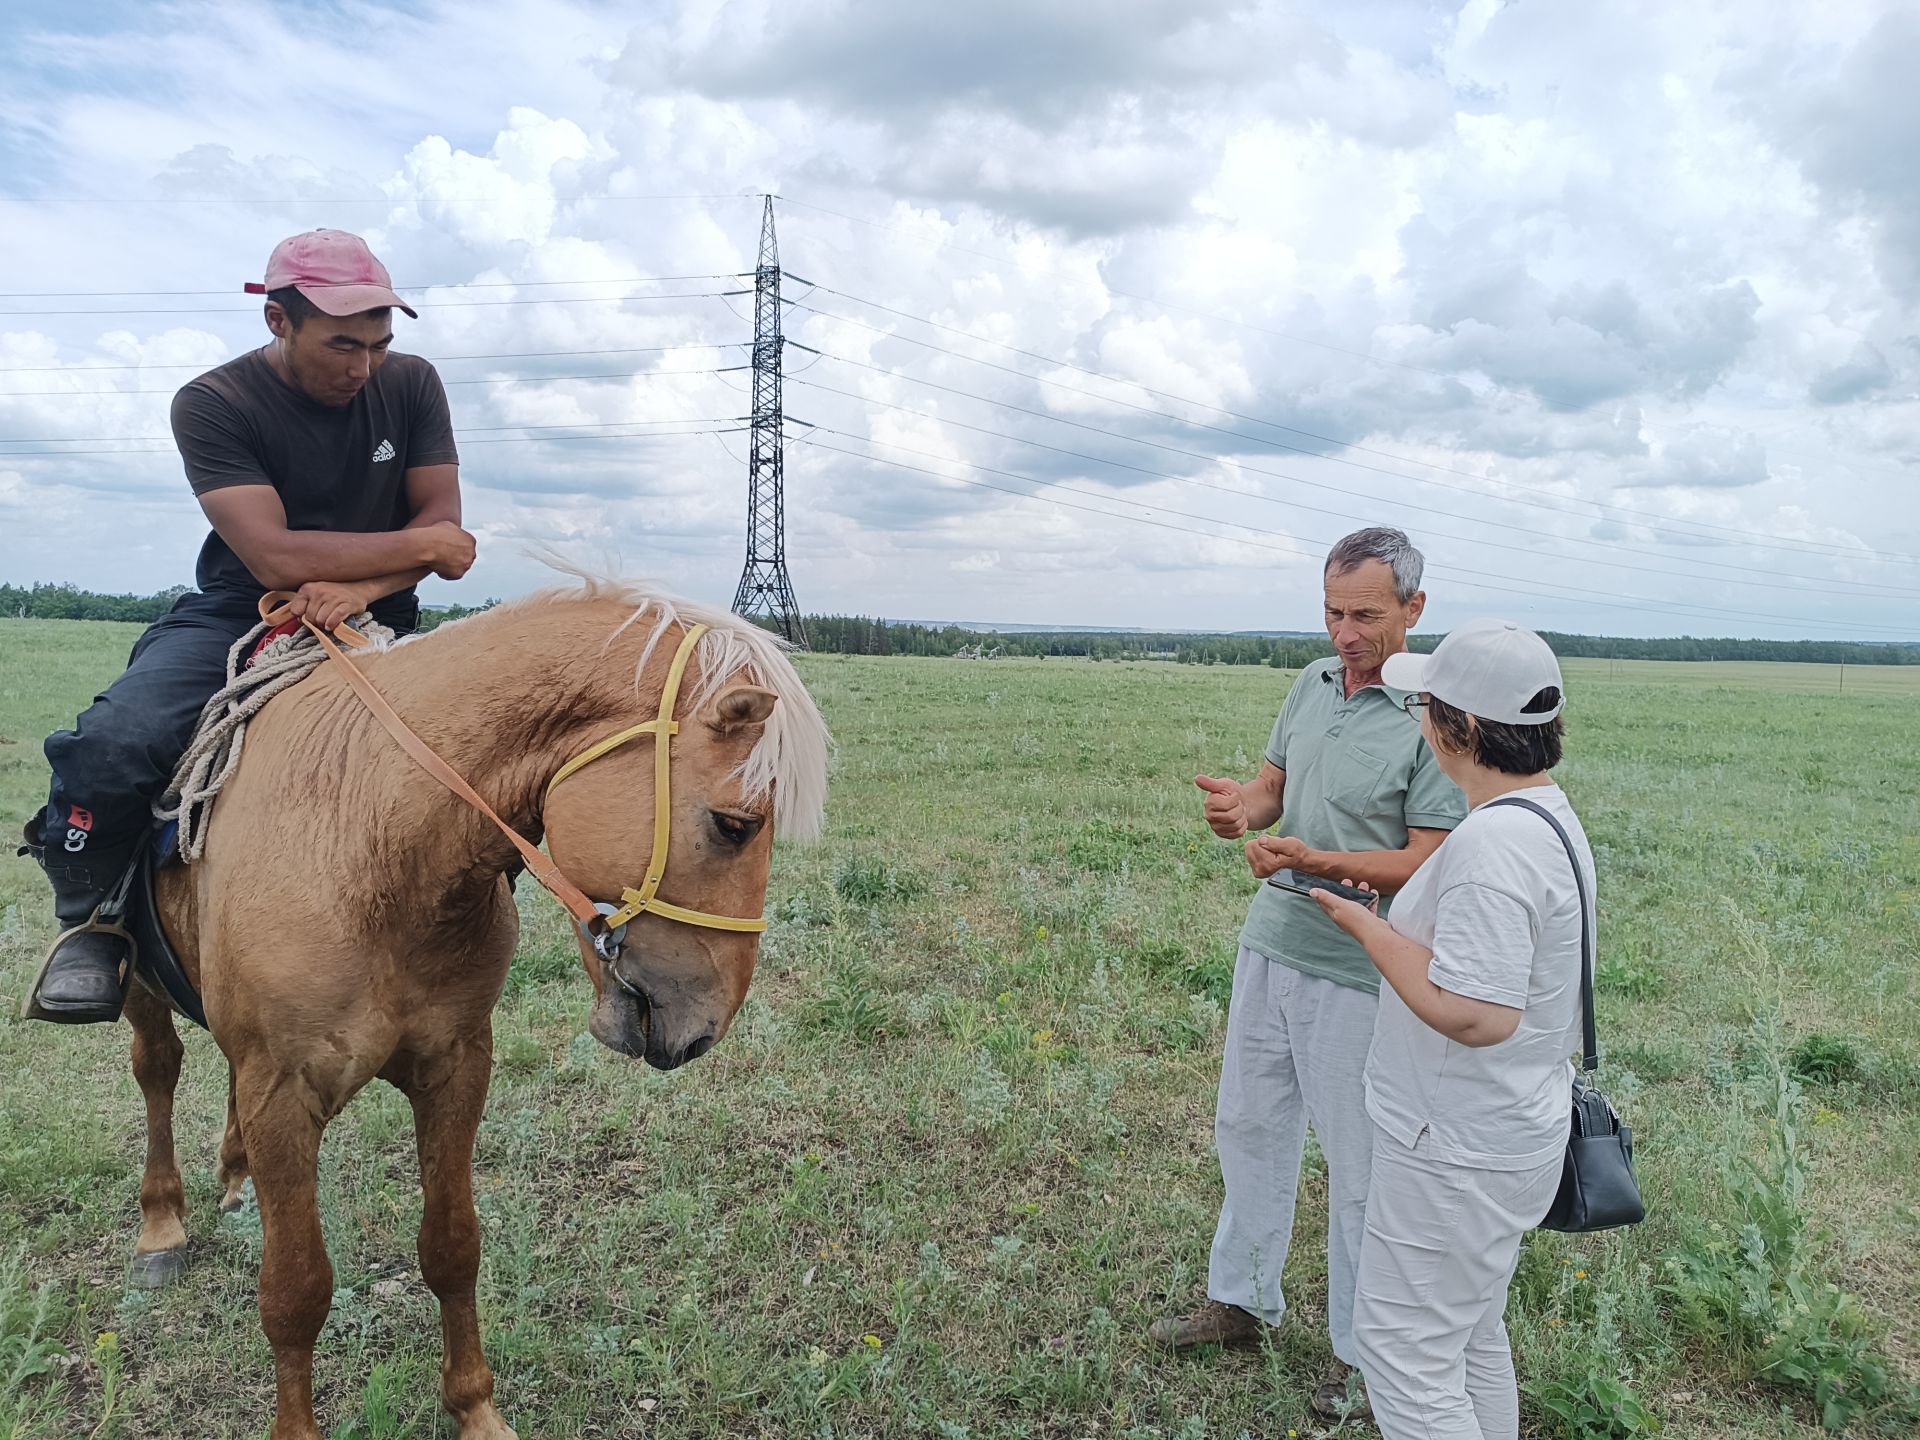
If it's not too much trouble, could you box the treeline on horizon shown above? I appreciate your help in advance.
[4,582,1915,667]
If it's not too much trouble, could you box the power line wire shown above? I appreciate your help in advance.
[0,416,743,456]
[0,342,745,374]
[787,373,1920,603]
[788,346,1920,597]
[0,371,742,444]
[0,273,746,299]
[776,194,1493,382]
[0,192,763,206]
[791,287,1919,567]
[799,430,1915,638]
[0,363,748,397]
[0,291,748,317]
[0,424,745,458]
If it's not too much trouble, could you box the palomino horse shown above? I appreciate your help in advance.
[119,576,828,1440]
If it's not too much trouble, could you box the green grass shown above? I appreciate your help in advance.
[0,620,1916,1437]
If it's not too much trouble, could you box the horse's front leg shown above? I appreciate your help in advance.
[401,1032,515,1439]
[237,1061,333,1440]
[125,984,190,1288]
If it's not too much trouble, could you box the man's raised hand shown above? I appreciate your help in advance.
[1195,774,1249,839]
[1245,834,1309,880]
[419,521,478,581]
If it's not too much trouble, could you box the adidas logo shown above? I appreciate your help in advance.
[371,438,396,463]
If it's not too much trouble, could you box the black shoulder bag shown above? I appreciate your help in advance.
[1485,797,1646,1233]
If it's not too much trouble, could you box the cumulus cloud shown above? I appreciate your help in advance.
[1,0,1917,638]
[1809,341,1894,405]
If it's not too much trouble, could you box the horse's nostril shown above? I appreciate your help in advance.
[679,1034,715,1065]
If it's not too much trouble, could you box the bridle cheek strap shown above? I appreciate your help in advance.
[545,623,769,935]
[264,599,768,946]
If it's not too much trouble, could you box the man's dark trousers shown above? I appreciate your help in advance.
[40,588,420,863]
[39,591,267,861]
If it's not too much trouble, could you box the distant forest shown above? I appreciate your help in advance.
[4,582,1916,667]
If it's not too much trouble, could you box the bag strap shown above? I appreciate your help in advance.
[1483,795,1598,1073]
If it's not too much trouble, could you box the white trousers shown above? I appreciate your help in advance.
[1208,947,1378,1364]
[1353,1130,1563,1440]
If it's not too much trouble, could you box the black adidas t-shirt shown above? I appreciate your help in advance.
[169,348,459,623]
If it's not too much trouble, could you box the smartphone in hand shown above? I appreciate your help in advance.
[1266,869,1380,911]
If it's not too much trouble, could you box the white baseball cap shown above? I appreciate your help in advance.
[1381,618,1565,725]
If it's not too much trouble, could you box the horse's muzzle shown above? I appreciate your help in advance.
[587,968,718,1071]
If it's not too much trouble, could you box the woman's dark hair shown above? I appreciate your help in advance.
[1427,688,1564,774]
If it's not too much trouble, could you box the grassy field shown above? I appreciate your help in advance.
[1,617,1916,1439]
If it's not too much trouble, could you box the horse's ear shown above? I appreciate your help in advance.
[703,684,778,735]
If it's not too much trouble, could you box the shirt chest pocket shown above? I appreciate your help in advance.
[1325,743,1391,818]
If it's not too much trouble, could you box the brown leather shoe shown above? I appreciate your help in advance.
[1309,1361,1373,1421]
[1146,1298,1274,1349]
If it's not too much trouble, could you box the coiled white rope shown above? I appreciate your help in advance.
[155,611,393,862]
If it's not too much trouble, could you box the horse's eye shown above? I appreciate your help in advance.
[710,811,763,848]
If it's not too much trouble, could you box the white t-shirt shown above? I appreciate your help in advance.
[1364,784,1595,1170]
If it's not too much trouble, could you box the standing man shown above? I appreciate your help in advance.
[1151,528,1465,1420]
[23,229,477,1023]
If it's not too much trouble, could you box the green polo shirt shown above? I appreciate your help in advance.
[1239,657,1467,993]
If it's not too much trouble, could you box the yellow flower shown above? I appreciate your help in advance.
[1032,1028,1054,1047]
[1036,926,1049,940]
[862,1333,883,1350]
[1574,1270,1587,1280]
[95,1331,117,1347]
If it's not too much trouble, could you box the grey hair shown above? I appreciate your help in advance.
[1324,527,1425,603]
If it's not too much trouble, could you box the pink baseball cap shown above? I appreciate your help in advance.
[244,229,418,318]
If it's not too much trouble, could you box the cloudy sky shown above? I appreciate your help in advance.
[2,0,1917,640]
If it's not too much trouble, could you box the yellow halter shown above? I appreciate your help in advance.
[544,623,770,940]
[260,595,768,963]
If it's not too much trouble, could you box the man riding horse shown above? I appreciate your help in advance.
[24,228,478,1023]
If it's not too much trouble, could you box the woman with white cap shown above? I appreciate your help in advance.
[1308,618,1595,1440]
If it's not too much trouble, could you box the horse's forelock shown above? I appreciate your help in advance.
[505,569,830,842]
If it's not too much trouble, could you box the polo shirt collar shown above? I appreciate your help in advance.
[1335,664,1412,703]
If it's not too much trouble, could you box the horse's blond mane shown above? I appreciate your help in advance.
[490,563,830,841]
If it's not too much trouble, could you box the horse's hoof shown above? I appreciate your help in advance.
[219,1178,253,1213]
[128,1246,189,1289]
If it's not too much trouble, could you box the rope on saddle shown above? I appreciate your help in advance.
[154,610,394,862]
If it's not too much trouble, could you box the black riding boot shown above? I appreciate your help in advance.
[19,816,133,1024]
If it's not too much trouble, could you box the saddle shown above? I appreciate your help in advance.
[125,824,208,1029]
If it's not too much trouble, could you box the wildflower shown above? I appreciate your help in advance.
[1032,1028,1054,1047]
[1547,1317,1564,1329]
[1574,1270,1587,1280]
[1036,926,1049,940]
[862,1333,883,1350]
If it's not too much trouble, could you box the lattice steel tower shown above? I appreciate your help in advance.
[730,196,809,647]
